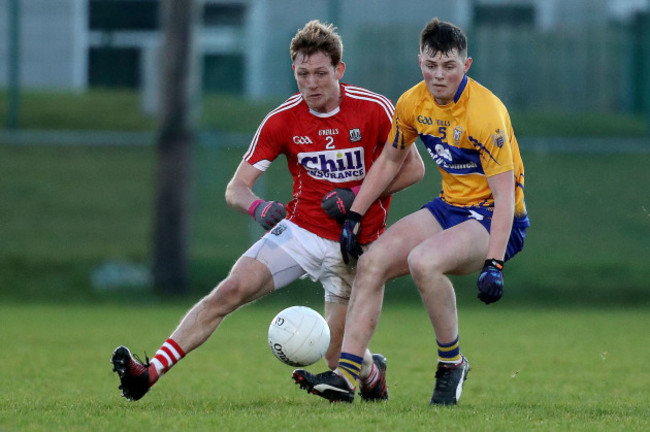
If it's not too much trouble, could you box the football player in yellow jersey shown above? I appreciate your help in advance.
[293,18,529,405]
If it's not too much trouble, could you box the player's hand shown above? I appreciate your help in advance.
[248,199,286,230]
[321,186,359,222]
[477,259,504,304]
[340,211,363,264]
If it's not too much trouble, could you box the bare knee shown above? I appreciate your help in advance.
[356,250,391,290]
[408,248,443,291]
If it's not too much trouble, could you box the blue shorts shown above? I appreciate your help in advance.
[422,197,529,262]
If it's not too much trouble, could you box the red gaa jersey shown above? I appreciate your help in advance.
[243,83,394,243]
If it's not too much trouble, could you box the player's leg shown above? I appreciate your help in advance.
[408,218,488,343]
[324,300,373,371]
[407,218,488,405]
[323,300,347,370]
[318,247,373,371]
[323,299,386,400]
[293,231,389,402]
[111,256,275,401]
[112,235,307,401]
[293,209,440,402]
[327,242,389,401]
[340,209,442,360]
[168,258,274,352]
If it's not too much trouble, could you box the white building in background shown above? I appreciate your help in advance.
[0,0,88,91]
[0,0,647,104]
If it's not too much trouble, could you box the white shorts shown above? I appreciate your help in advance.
[243,220,357,304]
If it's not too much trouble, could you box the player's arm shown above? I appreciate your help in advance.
[225,160,286,229]
[322,144,421,221]
[380,145,425,196]
[351,142,411,216]
[476,169,515,304]
[225,161,265,213]
[338,142,410,263]
[485,170,515,261]
[322,145,423,221]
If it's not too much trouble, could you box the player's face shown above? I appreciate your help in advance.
[293,51,345,113]
[419,48,472,105]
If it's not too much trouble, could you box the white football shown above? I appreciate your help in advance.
[268,306,331,367]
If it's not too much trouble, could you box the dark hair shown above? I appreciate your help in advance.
[420,18,467,57]
[290,20,343,66]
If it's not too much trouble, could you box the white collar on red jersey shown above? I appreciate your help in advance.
[308,106,341,118]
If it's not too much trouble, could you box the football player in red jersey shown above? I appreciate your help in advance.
[110,20,424,402]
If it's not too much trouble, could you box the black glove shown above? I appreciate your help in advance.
[322,187,357,222]
[248,199,286,230]
[477,259,504,305]
[340,211,363,265]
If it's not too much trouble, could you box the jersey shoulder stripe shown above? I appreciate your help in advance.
[344,84,394,114]
[244,94,303,161]
[343,84,394,122]
[344,84,393,108]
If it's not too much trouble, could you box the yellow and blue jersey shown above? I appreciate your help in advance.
[388,75,527,220]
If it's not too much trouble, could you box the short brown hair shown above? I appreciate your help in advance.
[420,18,467,57]
[290,20,343,66]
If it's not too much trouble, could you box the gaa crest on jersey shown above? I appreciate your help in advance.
[453,126,463,145]
[298,147,365,183]
[349,128,362,143]
[491,129,505,148]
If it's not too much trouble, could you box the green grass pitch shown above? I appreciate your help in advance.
[1,302,648,431]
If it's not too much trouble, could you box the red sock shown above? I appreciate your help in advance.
[148,338,185,385]
[360,362,379,389]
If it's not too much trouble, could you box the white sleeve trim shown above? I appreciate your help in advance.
[252,159,272,171]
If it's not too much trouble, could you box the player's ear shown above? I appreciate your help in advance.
[335,61,346,79]
[464,57,473,73]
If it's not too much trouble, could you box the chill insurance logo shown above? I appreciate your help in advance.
[298,147,365,183]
